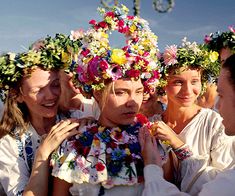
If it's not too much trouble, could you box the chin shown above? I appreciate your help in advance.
[224,125,235,136]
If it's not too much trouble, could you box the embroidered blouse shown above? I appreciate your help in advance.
[51,119,167,196]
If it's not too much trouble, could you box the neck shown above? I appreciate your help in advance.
[163,102,201,133]
[30,116,57,136]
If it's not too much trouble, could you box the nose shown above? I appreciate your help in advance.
[180,82,192,95]
[126,93,139,108]
[45,86,60,99]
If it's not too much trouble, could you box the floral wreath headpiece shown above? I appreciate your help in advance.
[204,26,235,54]
[0,34,81,95]
[70,5,160,97]
[159,37,220,91]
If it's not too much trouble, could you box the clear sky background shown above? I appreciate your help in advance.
[0,0,234,53]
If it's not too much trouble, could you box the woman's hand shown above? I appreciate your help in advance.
[150,121,184,149]
[37,118,80,159]
[138,126,162,167]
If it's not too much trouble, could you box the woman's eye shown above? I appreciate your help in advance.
[173,80,183,85]
[191,80,199,85]
[115,91,125,95]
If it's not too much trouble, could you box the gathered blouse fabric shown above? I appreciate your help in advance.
[51,120,167,196]
[142,164,235,196]
[0,125,41,196]
[151,108,235,195]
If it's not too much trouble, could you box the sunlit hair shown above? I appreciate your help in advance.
[0,83,29,139]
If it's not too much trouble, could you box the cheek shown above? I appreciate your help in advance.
[193,84,202,95]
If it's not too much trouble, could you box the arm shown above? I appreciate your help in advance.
[23,119,79,196]
[52,177,71,196]
[138,126,189,196]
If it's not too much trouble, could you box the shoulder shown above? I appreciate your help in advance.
[200,169,235,195]
[198,108,223,129]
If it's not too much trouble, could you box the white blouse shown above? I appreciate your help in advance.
[151,108,235,195]
[143,164,235,196]
[0,100,99,196]
[0,126,41,196]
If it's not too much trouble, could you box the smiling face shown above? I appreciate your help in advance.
[165,67,202,108]
[18,67,61,121]
[96,78,144,127]
[216,68,235,135]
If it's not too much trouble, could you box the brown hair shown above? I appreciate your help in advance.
[0,86,30,139]
[222,54,235,90]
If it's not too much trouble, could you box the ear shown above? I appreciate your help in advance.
[93,90,102,103]
[16,94,24,103]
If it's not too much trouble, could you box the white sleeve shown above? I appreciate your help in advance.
[198,169,235,196]
[142,164,189,196]
[0,136,29,196]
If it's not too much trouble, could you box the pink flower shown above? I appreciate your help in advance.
[76,65,89,83]
[107,65,122,80]
[204,35,212,44]
[70,29,84,41]
[87,56,100,82]
[163,45,178,66]
[228,25,235,34]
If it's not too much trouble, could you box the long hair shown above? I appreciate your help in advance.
[0,85,30,139]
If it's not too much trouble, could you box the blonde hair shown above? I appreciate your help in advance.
[94,81,114,113]
[0,87,30,139]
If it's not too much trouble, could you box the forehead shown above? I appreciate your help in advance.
[113,78,143,89]
[22,68,59,88]
[217,69,231,91]
[169,67,201,78]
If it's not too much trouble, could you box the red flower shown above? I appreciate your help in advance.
[98,21,108,29]
[89,19,97,26]
[126,69,140,78]
[127,15,134,20]
[89,126,98,134]
[105,11,115,18]
[95,162,105,171]
[136,113,149,125]
[81,49,90,57]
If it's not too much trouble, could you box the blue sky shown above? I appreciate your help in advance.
[0,0,234,53]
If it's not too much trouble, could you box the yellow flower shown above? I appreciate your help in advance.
[93,138,100,146]
[209,51,219,62]
[129,25,137,33]
[61,51,71,63]
[125,148,131,155]
[111,49,127,65]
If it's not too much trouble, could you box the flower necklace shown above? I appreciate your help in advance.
[70,120,145,182]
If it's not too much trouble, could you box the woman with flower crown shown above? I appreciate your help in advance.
[139,53,235,196]
[0,35,80,196]
[139,38,235,195]
[49,5,176,196]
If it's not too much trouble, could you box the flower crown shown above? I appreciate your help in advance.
[70,5,160,97]
[159,37,220,90]
[0,34,81,93]
[204,26,235,53]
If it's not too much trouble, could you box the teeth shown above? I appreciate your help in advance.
[43,103,55,107]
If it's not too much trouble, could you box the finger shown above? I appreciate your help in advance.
[50,119,79,135]
[48,121,80,140]
[138,127,146,148]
